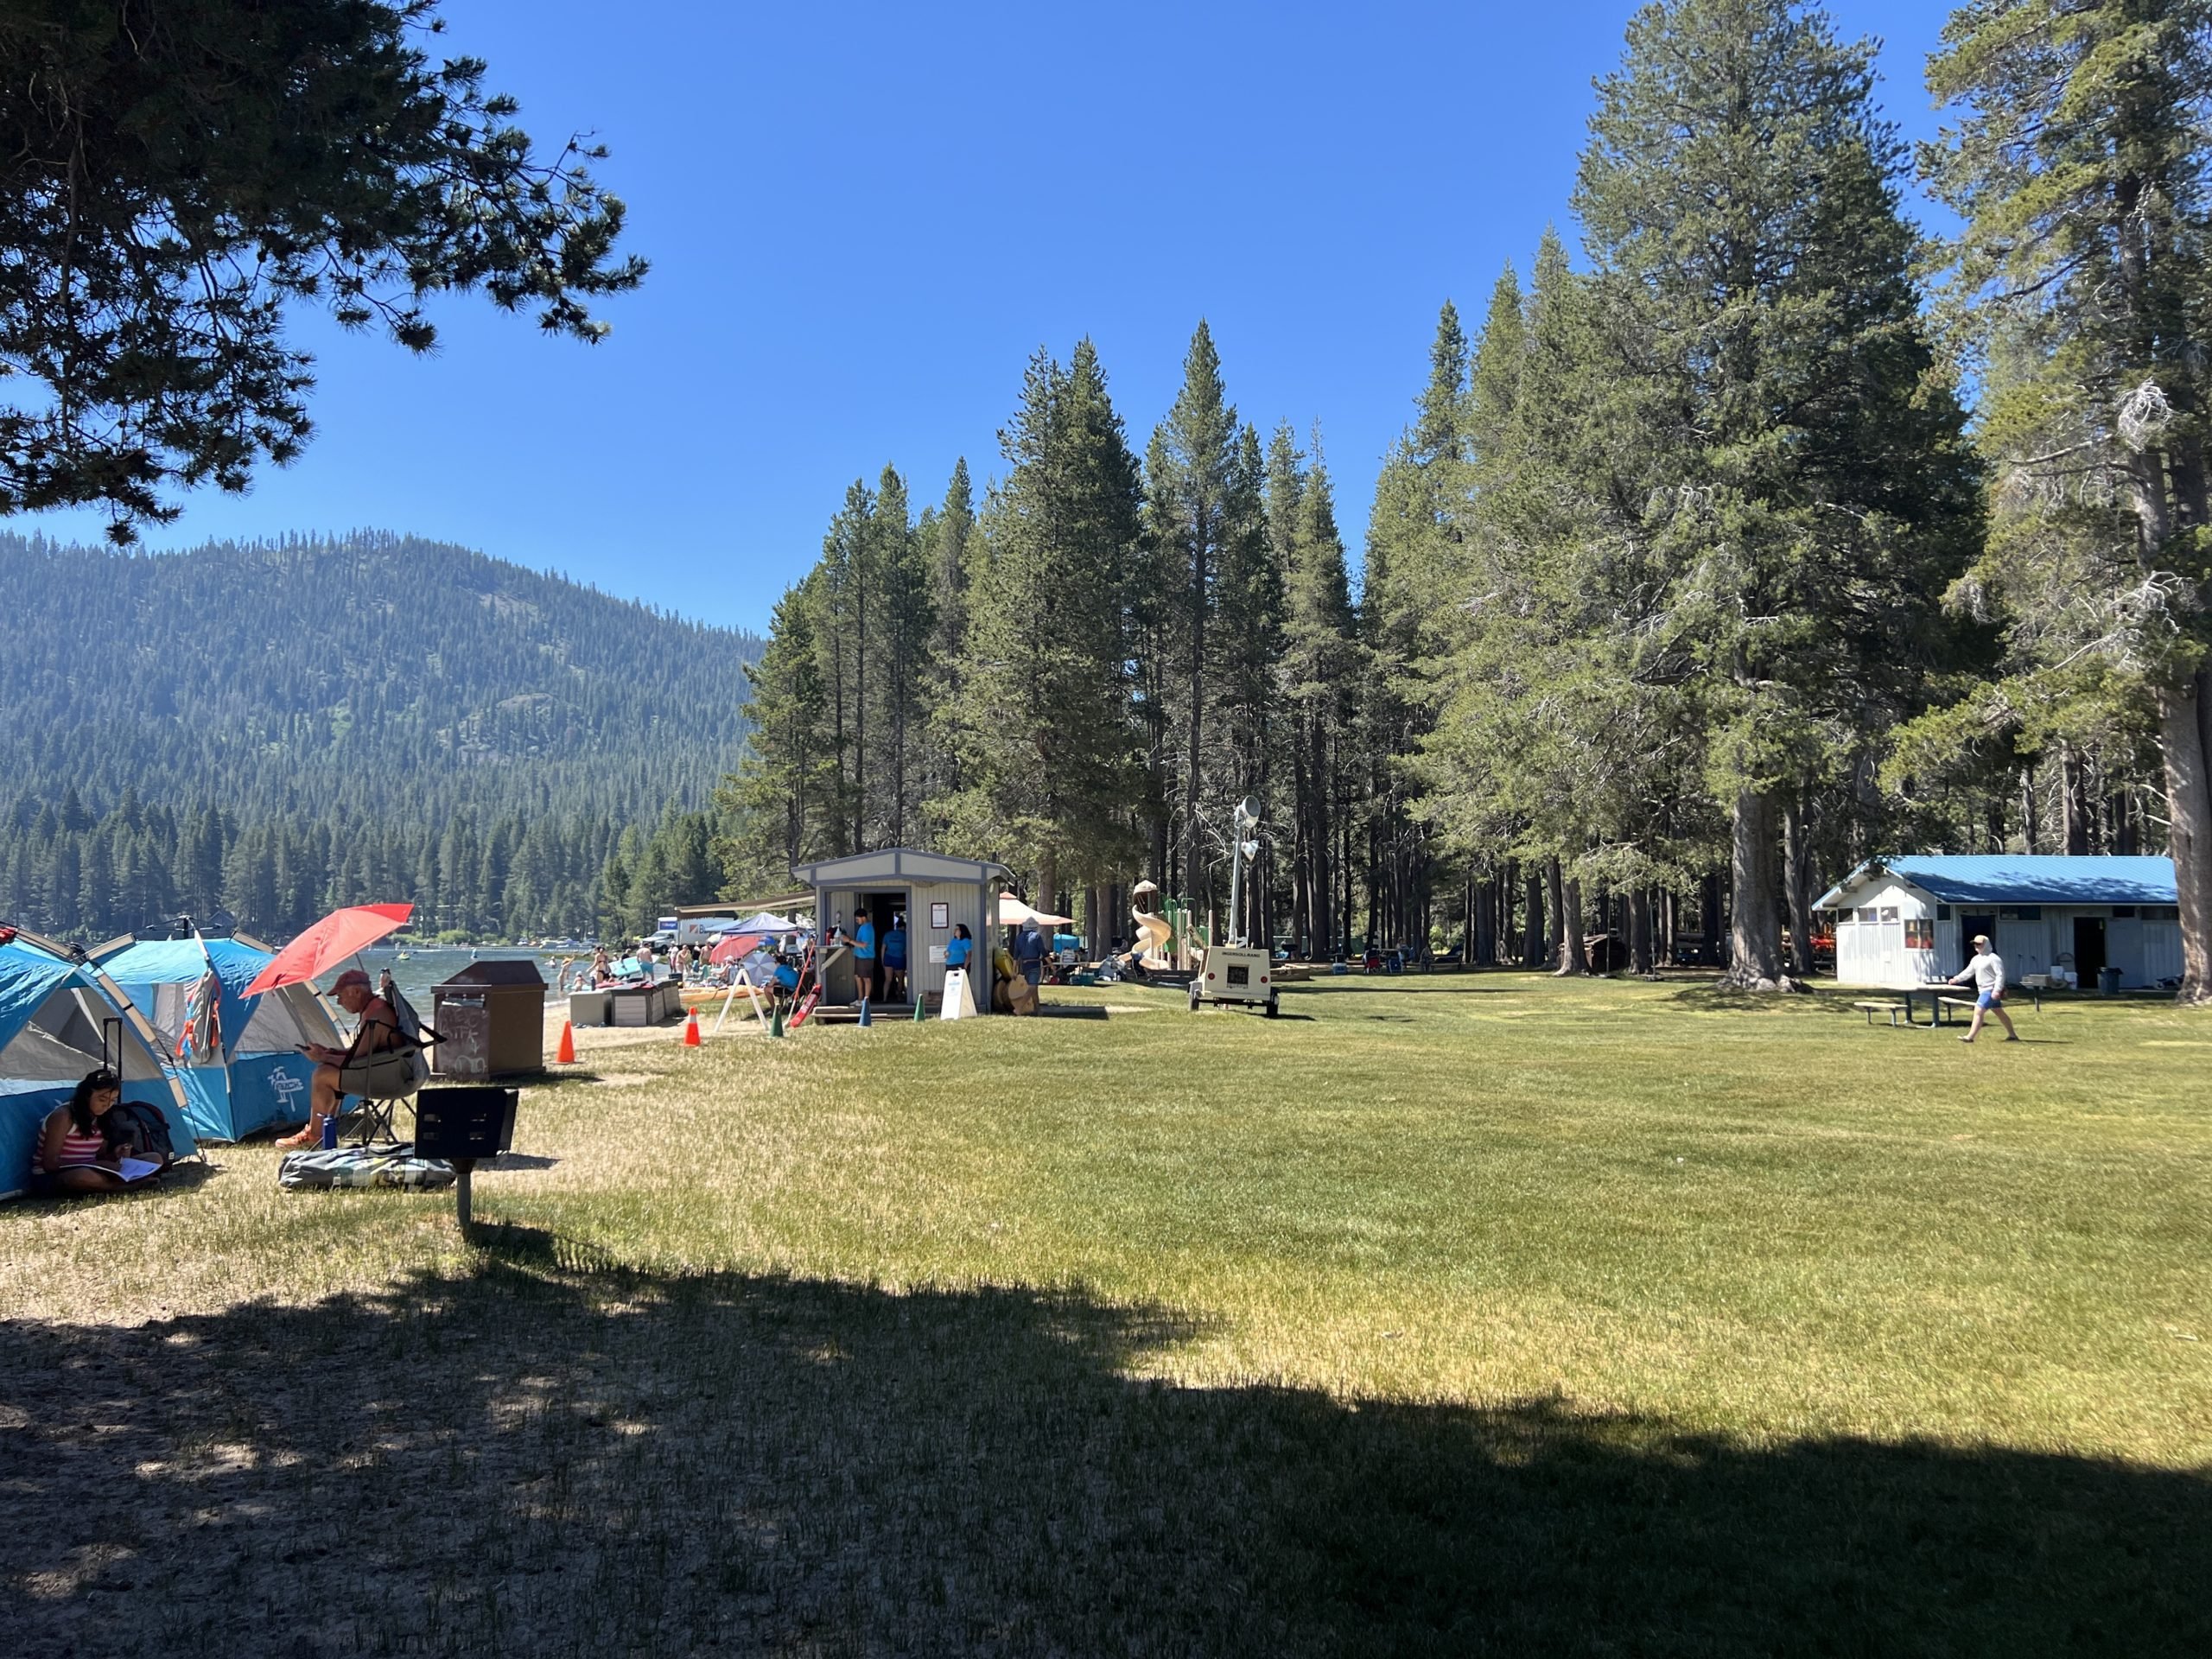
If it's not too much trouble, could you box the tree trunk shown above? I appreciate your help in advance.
[1783,795,1815,979]
[1724,789,1789,988]
[1559,876,1590,975]
[2157,670,2212,1002]
[1038,846,1058,933]
[1700,871,1723,967]
[1630,885,1653,976]
[1522,869,1546,967]
[2062,747,2090,855]
[1551,860,1589,976]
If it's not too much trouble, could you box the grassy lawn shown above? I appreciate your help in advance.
[3,973,2208,1655]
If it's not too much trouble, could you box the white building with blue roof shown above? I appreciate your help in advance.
[1817,855,2182,990]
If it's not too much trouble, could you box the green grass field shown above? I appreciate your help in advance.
[4,973,2208,1655]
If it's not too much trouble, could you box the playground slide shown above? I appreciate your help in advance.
[1131,907,1174,969]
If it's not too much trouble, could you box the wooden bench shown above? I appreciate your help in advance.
[1853,1000,1910,1027]
[1939,996,1980,1021]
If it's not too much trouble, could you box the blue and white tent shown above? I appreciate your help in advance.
[1,931,195,1199]
[95,935,344,1142]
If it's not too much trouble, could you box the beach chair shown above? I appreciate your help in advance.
[346,972,436,1145]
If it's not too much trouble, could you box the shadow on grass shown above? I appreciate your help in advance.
[1305,982,1535,995]
[1666,983,1841,1014]
[3,1235,2202,1656]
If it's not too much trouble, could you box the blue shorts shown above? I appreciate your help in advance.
[1976,988,2000,1009]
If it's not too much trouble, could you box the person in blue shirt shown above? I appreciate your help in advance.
[944,924,973,970]
[853,906,877,1002]
[882,912,909,1002]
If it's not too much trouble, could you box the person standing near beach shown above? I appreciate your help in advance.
[1948,934,2018,1044]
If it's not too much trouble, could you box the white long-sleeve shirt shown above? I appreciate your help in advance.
[1959,950,2005,994]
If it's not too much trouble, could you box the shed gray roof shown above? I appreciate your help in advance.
[792,849,1008,885]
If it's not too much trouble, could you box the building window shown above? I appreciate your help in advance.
[1936,905,1952,920]
[1904,919,1934,949]
[1878,906,1900,923]
[1999,906,2042,919]
[2112,906,2138,918]
[2144,906,2180,920]
[1858,907,1878,923]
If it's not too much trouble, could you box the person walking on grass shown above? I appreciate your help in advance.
[1948,933,2018,1045]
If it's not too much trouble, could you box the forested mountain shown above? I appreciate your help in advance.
[0,531,760,941]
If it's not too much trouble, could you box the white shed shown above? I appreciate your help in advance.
[793,848,1007,1013]
[1817,855,2182,990]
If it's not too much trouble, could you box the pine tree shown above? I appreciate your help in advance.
[944,341,1145,905]
[1145,322,1243,906]
[867,464,931,848]
[1574,0,1980,987]
[716,580,836,889]
[1275,426,1359,956]
[1925,0,2212,1000]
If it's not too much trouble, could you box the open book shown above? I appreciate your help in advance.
[109,1157,163,1182]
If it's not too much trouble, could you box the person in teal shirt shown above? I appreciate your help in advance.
[882,912,908,1001]
[853,906,877,1002]
[944,924,972,970]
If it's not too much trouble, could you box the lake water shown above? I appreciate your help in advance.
[327,946,584,1010]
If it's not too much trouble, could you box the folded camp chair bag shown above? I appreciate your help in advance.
[278,1145,456,1191]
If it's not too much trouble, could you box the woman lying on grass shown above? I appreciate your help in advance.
[32,1070,147,1196]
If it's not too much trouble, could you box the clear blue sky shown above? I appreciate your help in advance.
[26,0,1955,632]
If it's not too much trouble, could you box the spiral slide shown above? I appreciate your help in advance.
[1131,907,1175,969]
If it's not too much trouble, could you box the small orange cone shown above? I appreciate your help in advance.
[556,1020,576,1065]
[683,1010,702,1048]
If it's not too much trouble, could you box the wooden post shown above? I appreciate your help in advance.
[455,1159,474,1229]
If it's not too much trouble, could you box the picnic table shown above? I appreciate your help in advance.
[1900,985,1974,1028]
[1897,980,2042,1027]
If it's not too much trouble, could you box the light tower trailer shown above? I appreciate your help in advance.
[1187,797,1281,1018]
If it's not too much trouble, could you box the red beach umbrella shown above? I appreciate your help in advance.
[243,903,415,995]
[709,931,771,966]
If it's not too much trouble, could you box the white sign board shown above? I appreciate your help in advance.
[940,968,977,1020]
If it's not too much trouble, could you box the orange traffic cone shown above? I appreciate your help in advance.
[683,1011,702,1047]
[556,1020,576,1065]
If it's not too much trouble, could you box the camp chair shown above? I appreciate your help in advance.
[346,972,436,1146]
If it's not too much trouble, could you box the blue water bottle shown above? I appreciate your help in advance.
[319,1116,338,1150]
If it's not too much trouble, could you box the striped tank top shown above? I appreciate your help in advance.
[35,1122,107,1173]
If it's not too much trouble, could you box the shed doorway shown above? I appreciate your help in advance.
[2073,916,2107,981]
[859,890,907,1001]
[1961,913,1997,963]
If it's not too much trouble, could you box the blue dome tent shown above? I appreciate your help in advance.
[0,931,195,1199]
[96,935,345,1142]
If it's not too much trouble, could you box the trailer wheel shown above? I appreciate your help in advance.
[1264,994,1280,1019]
[1187,982,1201,1013]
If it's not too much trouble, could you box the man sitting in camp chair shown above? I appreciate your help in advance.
[277,969,411,1147]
